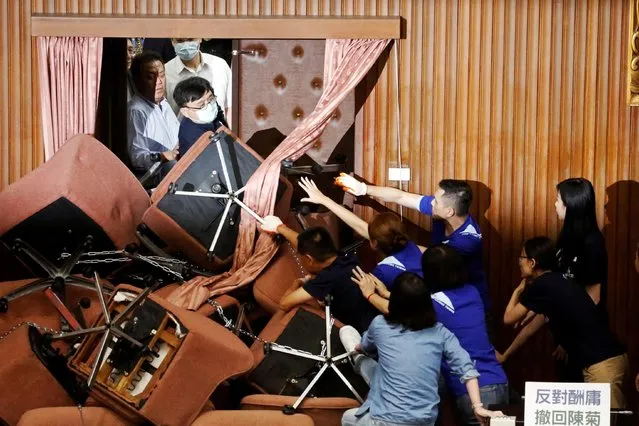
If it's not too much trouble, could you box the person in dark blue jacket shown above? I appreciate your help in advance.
[172,76,228,156]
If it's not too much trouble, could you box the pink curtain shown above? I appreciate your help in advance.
[168,39,390,310]
[37,37,103,161]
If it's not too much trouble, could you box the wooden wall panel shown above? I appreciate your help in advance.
[0,0,636,403]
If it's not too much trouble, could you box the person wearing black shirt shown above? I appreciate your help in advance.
[172,76,229,156]
[504,236,627,408]
[260,216,378,333]
[555,178,608,312]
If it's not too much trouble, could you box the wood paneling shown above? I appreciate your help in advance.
[0,0,636,403]
[31,15,401,39]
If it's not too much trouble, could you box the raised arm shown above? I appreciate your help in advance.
[366,186,423,211]
[298,177,370,239]
[334,173,423,212]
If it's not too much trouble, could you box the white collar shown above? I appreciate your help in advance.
[176,52,207,74]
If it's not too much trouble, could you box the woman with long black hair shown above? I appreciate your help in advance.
[555,178,607,312]
[499,178,609,383]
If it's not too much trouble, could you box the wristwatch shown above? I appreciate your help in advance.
[150,153,162,163]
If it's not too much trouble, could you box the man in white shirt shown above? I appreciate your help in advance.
[165,38,232,120]
[127,51,180,181]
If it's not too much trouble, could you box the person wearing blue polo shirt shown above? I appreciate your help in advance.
[350,245,508,425]
[335,175,493,323]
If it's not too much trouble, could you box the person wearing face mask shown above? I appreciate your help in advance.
[164,38,232,121]
[173,77,228,156]
[127,51,180,183]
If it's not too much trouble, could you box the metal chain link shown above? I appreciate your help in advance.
[135,254,185,281]
[59,250,185,281]
[144,256,187,265]
[206,299,322,357]
[285,241,307,277]
[0,321,61,343]
[60,250,125,259]
[75,258,130,265]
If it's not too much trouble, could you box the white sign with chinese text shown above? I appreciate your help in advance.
[525,382,610,426]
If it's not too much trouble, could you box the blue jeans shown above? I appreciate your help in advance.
[341,357,436,426]
[455,383,509,425]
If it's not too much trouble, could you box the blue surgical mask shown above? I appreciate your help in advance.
[174,41,199,61]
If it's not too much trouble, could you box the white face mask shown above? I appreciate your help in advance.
[191,102,218,124]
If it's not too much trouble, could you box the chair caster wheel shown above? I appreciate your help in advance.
[83,235,94,250]
[124,243,139,254]
[11,240,22,254]
[0,298,8,313]
[282,405,296,415]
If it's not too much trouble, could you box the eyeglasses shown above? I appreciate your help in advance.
[518,255,531,260]
[184,94,216,110]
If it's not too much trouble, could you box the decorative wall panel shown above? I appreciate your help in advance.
[236,39,354,165]
[630,0,639,104]
[0,0,635,408]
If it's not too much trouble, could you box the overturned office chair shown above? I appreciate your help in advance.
[138,128,293,272]
[0,134,150,327]
[245,305,366,426]
[24,282,255,426]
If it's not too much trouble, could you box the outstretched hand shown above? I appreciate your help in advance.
[334,173,367,196]
[369,273,390,298]
[260,215,283,234]
[351,266,376,298]
[299,177,329,205]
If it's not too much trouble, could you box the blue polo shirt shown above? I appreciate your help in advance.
[371,241,423,290]
[419,195,491,309]
[431,284,507,397]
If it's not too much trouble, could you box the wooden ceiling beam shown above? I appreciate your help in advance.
[31,15,401,39]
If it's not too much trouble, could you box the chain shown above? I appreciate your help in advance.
[0,321,61,343]
[135,254,184,281]
[144,256,187,265]
[76,258,130,265]
[206,299,321,357]
[59,251,184,281]
[60,250,129,265]
[285,241,307,278]
[60,250,126,259]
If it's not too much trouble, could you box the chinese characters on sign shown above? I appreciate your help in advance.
[524,382,610,426]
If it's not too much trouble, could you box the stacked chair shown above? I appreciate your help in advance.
[0,131,364,426]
